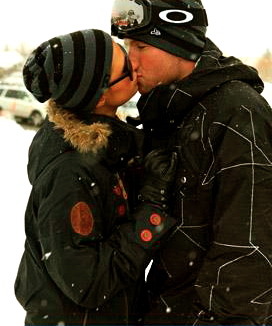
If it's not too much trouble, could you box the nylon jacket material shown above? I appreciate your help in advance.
[137,39,272,325]
[14,115,164,326]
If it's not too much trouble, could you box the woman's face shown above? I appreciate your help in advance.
[104,41,138,108]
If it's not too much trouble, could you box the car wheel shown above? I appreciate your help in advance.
[29,111,43,126]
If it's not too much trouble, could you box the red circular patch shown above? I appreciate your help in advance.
[149,213,162,226]
[70,202,94,236]
[140,229,153,242]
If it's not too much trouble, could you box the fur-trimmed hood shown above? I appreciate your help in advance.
[27,102,144,184]
[47,100,112,154]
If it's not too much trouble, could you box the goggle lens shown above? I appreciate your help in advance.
[111,0,208,37]
[111,0,146,34]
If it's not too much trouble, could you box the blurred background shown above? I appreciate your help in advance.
[0,0,271,123]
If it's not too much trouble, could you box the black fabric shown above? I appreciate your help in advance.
[23,29,113,114]
[137,39,264,133]
[130,28,205,61]
[15,116,177,325]
[70,30,108,119]
[16,118,145,325]
[56,31,86,105]
[136,39,272,325]
[23,44,50,102]
[151,2,208,27]
[114,0,207,60]
[49,37,63,85]
[35,45,51,102]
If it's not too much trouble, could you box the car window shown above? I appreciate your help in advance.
[5,89,28,100]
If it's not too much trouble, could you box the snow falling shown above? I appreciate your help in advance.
[0,79,271,322]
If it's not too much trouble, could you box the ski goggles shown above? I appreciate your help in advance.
[111,0,208,37]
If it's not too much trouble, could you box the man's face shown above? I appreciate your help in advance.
[125,39,183,94]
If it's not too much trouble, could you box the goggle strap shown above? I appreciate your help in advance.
[152,6,208,27]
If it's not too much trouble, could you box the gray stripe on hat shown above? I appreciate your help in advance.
[52,33,75,100]
[83,31,113,112]
[64,30,96,109]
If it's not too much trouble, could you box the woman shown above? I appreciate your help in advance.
[14,29,177,325]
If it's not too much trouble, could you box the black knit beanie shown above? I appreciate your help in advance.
[112,0,208,61]
[23,29,113,119]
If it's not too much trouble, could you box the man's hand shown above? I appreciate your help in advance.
[139,149,178,209]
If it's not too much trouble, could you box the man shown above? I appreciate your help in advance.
[112,0,272,325]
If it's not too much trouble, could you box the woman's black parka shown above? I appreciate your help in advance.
[14,110,175,326]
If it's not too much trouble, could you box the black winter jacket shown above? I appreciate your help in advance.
[14,113,175,326]
[137,39,272,325]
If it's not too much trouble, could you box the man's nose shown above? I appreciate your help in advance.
[128,50,139,71]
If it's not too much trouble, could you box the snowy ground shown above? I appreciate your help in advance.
[0,116,36,324]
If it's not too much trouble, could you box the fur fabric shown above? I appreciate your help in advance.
[47,100,111,154]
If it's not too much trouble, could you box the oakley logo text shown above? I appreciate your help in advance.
[159,9,194,24]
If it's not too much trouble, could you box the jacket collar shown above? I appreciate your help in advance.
[137,38,264,130]
[47,102,144,170]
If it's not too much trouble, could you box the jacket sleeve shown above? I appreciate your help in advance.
[35,155,176,309]
[194,105,272,325]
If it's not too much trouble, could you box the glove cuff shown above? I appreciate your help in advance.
[139,183,170,208]
[131,203,177,249]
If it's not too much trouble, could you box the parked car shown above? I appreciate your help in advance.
[0,84,47,126]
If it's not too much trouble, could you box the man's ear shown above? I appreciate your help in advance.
[96,93,106,108]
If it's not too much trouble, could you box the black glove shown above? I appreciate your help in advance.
[129,149,178,249]
[139,149,178,209]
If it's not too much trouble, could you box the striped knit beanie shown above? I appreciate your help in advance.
[23,29,113,119]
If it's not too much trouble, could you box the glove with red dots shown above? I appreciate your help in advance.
[132,149,178,249]
[138,149,178,210]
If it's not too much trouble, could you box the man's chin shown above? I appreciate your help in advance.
[137,83,153,95]
[137,79,164,94]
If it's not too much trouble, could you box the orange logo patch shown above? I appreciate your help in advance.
[150,213,162,226]
[140,229,153,242]
[70,202,94,236]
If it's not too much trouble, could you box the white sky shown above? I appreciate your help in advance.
[0,0,271,59]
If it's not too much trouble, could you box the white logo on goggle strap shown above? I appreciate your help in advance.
[159,9,194,24]
[150,28,161,36]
